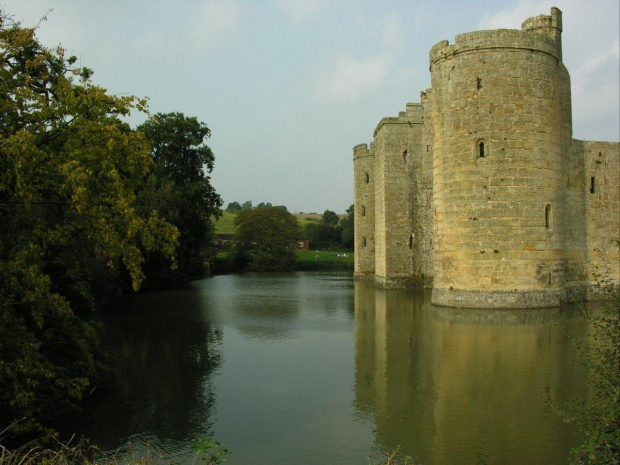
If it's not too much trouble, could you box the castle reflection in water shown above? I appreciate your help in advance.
[353,280,587,465]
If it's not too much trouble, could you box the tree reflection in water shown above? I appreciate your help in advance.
[67,286,222,459]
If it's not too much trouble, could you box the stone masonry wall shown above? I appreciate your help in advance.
[373,116,412,287]
[352,7,619,308]
[581,140,620,291]
[429,24,571,308]
[354,143,375,279]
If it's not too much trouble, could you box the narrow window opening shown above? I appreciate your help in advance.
[476,77,482,89]
[426,145,429,152]
[362,237,367,248]
[590,177,595,194]
[365,173,370,184]
[362,206,366,216]
[409,234,414,249]
[545,204,551,229]
[403,150,408,163]
[478,141,485,158]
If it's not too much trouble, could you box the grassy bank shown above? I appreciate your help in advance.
[212,250,353,274]
[211,211,237,235]
[295,249,353,271]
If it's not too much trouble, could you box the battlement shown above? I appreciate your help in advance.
[353,143,372,160]
[429,27,560,67]
[522,7,563,61]
[374,102,425,136]
[522,7,562,34]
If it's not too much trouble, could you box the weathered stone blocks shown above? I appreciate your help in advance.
[353,8,619,308]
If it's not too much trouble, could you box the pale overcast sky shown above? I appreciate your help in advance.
[4,0,619,213]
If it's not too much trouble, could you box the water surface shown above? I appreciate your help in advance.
[75,272,585,464]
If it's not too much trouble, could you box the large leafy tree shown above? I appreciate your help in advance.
[0,13,178,436]
[304,209,343,249]
[138,112,222,282]
[340,204,354,249]
[233,206,300,271]
[322,209,339,225]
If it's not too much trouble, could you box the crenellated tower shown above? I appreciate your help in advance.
[352,7,619,308]
[429,8,574,307]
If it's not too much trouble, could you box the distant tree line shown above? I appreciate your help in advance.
[0,12,221,440]
[224,202,354,251]
[225,200,279,211]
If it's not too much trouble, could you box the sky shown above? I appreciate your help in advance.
[4,0,619,214]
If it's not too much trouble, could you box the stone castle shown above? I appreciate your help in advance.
[353,7,619,308]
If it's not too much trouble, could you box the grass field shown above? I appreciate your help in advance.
[295,249,352,264]
[214,249,353,273]
[212,211,237,234]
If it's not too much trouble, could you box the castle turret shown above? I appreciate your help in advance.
[522,7,563,61]
[354,143,375,279]
[429,8,574,307]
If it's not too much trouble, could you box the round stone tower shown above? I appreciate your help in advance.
[429,8,573,308]
[353,143,375,279]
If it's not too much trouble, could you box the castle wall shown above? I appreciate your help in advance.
[409,96,435,286]
[353,143,375,279]
[352,7,619,308]
[429,22,573,308]
[579,140,620,291]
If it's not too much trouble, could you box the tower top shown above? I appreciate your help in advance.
[522,7,563,61]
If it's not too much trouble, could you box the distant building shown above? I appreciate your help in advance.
[354,8,619,308]
[295,240,310,251]
[213,234,235,248]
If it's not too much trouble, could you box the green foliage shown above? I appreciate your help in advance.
[233,206,300,271]
[551,250,620,464]
[225,201,241,212]
[322,209,339,225]
[137,112,222,283]
[0,435,231,465]
[304,210,342,249]
[0,12,178,437]
[192,437,231,464]
[340,204,354,249]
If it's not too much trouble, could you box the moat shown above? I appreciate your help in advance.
[71,272,586,464]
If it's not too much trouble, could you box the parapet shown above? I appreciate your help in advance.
[401,103,424,120]
[430,24,561,68]
[373,102,425,136]
[522,7,563,60]
[353,143,372,160]
[522,7,562,34]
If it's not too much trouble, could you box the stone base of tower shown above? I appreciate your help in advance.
[375,275,431,289]
[354,272,375,281]
[431,288,568,309]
